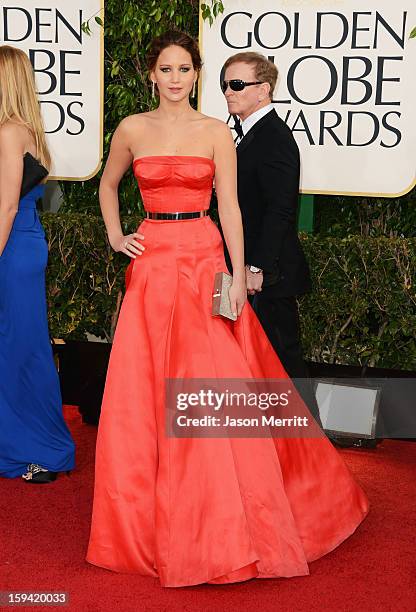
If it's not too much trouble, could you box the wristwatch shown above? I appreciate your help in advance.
[248,265,263,274]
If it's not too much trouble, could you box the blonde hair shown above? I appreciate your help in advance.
[0,45,51,171]
[223,52,278,100]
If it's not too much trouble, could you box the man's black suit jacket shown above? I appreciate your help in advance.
[217,108,311,298]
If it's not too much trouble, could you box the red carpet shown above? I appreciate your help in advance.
[1,406,415,612]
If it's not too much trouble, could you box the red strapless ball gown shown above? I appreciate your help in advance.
[86,156,369,587]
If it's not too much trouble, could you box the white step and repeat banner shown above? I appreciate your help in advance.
[200,0,416,196]
[0,1,103,180]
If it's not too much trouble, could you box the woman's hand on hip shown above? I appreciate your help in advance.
[113,232,145,259]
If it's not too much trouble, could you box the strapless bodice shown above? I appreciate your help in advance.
[133,156,215,213]
[19,184,45,209]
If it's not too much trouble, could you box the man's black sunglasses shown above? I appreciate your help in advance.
[221,79,263,93]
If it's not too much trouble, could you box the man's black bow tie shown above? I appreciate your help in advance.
[233,115,244,140]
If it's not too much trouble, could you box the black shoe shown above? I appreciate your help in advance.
[21,463,57,483]
[328,436,355,448]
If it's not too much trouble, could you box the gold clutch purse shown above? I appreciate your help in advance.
[212,271,237,321]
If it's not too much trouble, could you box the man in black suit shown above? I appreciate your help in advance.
[219,51,322,426]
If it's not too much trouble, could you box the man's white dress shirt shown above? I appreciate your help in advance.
[235,103,274,146]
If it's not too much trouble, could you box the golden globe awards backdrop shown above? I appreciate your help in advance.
[200,0,416,196]
[0,0,103,180]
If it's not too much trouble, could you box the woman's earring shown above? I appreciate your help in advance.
[192,81,196,98]
[151,81,155,99]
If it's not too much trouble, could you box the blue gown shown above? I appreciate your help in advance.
[0,185,75,478]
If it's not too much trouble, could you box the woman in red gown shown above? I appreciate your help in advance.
[87,31,368,587]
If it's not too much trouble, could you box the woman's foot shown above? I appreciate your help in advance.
[21,464,57,483]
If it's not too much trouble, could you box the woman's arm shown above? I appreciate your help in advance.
[0,124,25,257]
[212,121,246,316]
[99,118,144,259]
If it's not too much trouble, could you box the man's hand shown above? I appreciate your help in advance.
[246,267,263,295]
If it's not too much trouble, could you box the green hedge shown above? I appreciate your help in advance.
[301,236,416,368]
[315,188,416,238]
[42,213,416,370]
[43,213,142,342]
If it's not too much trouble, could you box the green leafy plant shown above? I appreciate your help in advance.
[300,235,416,368]
[81,9,104,35]
[201,1,224,25]
[43,212,142,341]
[315,188,416,238]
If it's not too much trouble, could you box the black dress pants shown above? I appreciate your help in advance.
[250,289,323,428]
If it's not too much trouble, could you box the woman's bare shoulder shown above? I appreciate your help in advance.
[0,122,32,160]
[115,112,157,139]
[202,116,234,146]
[0,121,28,148]
[198,113,230,130]
[109,115,145,151]
[116,113,145,130]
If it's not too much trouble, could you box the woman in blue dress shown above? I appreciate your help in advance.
[0,45,75,483]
